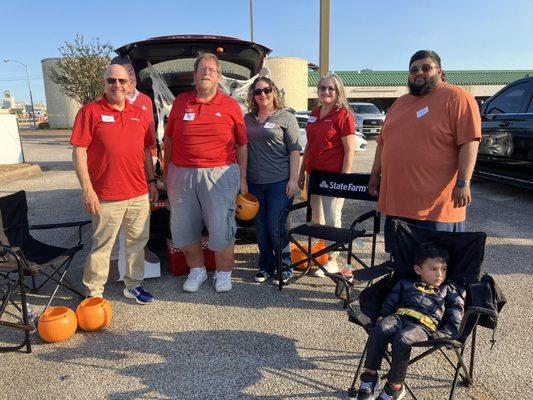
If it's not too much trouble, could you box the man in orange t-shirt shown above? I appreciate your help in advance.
[368,50,481,252]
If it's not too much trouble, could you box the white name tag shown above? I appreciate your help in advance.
[101,115,115,122]
[416,106,429,118]
[308,116,317,123]
[183,112,196,121]
[264,122,277,129]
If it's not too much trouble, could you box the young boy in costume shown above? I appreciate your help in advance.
[357,242,465,400]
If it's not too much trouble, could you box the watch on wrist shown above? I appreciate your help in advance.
[148,178,157,184]
[456,179,470,188]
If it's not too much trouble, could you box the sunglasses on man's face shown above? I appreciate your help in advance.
[409,64,437,74]
[106,78,129,85]
[318,85,336,93]
[252,87,273,96]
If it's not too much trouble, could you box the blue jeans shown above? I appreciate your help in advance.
[248,179,294,275]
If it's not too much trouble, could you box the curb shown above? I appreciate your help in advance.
[0,163,42,184]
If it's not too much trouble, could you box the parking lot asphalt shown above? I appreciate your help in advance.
[1,132,531,399]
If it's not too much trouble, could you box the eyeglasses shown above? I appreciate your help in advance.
[106,78,129,85]
[197,66,219,75]
[318,85,336,92]
[252,87,273,96]
[409,64,437,74]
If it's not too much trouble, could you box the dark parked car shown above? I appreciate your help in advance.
[476,76,533,189]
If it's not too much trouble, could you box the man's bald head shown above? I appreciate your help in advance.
[104,64,129,80]
[103,64,131,107]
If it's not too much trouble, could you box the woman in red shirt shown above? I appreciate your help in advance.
[298,73,356,276]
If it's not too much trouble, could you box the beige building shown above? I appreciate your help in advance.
[307,70,533,111]
[265,57,308,111]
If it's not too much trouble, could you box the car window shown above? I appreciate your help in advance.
[350,104,380,114]
[485,81,530,114]
[296,116,308,129]
[526,96,533,113]
[138,58,251,85]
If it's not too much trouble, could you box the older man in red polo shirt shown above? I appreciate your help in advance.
[164,52,247,293]
[107,56,160,276]
[71,64,158,304]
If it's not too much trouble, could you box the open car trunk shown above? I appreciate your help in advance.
[115,35,271,99]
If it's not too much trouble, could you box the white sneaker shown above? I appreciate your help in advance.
[183,267,207,293]
[214,271,232,293]
[313,260,340,277]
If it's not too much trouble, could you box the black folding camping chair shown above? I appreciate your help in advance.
[0,190,90,353]
[276,171,379,296]
[346,219,505,400]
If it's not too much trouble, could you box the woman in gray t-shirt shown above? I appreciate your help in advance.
[245,77,301,285]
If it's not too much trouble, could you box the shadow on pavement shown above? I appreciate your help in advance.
[36,329,340,399]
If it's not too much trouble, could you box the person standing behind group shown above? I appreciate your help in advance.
[164,52,247,293]
[298,73,356,277]
[245,77,301,285]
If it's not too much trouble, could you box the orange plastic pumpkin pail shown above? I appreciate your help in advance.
[76,297,113,332]
[311,240,329,266]
[291,242,309,270]
[291,240,329,271]
[37,306,77,343]
[236,193,259,221]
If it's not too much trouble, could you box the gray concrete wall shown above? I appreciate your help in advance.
[41,58,81,129]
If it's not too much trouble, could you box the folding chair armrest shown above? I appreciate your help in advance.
[29,220,91,246]
[352,260,394,282]
[412,337,462,348]
[348,210,377,233]
[0,245,25,271]
[29,220,91,230]
[347,305,374,330]
[466,306,498,319]
[285,200,309,214]
[278,200,309,227]
[356,210,378,224]
[453,307,498,340]
[1,244,21,253]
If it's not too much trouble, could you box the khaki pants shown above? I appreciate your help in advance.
[83,194,150,296]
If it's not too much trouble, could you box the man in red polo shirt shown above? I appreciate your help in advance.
[108,56,160,276]
[164,52,247,293]
[71,64,159,304]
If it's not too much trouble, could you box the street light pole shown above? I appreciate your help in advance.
[249,0,254,43]
[319,0,330,77]
[4,59,37,129]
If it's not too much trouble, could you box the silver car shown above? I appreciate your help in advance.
[349,102,385,136]
[295,111,368,154]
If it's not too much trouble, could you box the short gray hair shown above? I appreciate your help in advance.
[110,55,133,67]
[193,52,222,74]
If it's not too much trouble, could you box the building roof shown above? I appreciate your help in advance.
[308,70,533,86]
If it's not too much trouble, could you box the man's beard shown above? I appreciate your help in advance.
[408,74,440,96]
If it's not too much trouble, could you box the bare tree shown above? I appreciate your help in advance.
[48,34,114,105]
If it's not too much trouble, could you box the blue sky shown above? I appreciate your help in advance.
[2,0,533,104]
